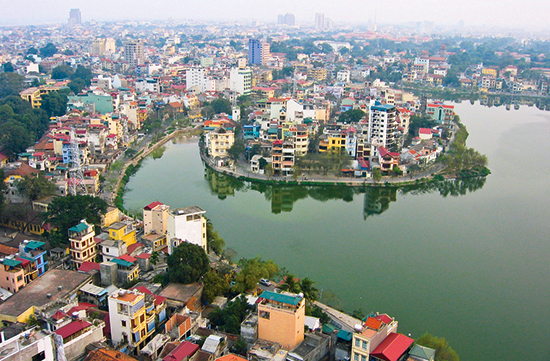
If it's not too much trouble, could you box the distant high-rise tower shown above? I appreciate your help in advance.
[278,15,285,24]
[285,13,295,26]
[261,42,270,65]
[315,13,325,30]
[124,40,144,68]
[68,8,81,26]
[248,39,262,65]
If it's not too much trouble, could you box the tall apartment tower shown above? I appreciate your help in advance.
[248,39,262,65]
[315,13,325,30]
[69,221,97,268]
[68,9,81,26]
[91,39,105,56]
[166,206,207,254]
[261,42,270,65]
[367,101,400,149]
[285,13,296,26]
[124,40,145,68]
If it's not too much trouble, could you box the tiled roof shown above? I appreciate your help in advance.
[79,262,100,273]
[55,319,91,339]
[371,333,414,361]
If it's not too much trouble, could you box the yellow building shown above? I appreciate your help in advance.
[482,68,498,78]
[257,291,305,350]
[208,127,235,160]
[20,85,65,108]
[102,206,121,228]
[108,222,137,247]
[108,288,167,350]
[319,130,345,153]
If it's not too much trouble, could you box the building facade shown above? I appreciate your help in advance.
[167,206,207,254]
[69,221,97,268]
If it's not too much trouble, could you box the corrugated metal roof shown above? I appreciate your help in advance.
[260,291,302,306]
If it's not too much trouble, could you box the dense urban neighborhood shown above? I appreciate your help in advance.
[1,7,550,361]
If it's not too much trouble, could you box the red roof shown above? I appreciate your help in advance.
[52,310,68,321]
[78,262,100,273]
[67,303,99,316]
[163,341,199,361]
[15,257,31,267]
[127,242,144,255]
[136,252,151,259]
[118,254,136,263]
[375,314,393,325]
[55,320,91,340]
[371,333,414,361]
[144,201,164,210]
[418,128,432,135]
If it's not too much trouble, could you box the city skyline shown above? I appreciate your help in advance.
[0,0,549,30]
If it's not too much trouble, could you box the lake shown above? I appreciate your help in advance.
[124,102,550,361]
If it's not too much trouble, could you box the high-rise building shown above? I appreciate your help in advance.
[261,42,270,65]
[68,9,81,26]
[124,40,144,68]
[278,13,295,26]
[315,13,325,30]
[367,101,401,149]
[285,13,296,26]
[91,39,105,56]
[104,38,116,54]
[248,39,262,65]
[230,67,253,95]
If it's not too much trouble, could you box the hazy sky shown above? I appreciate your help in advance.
[1,0,549,29]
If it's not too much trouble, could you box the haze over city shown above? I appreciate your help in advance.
[1,0,549,30]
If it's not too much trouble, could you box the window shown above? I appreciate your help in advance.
[17,275,22,282]
[121,320,126,327]
[259,310,270,319]
[187,215,192,221]
[355,339,360,347]
[354,353,359,361]
[362,340,368,349]
[361,356,366,361]
[32,351,45,361]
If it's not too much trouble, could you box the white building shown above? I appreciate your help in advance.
[229,67,253,95]
[337,70,351,83]
[167,206,207,254]
[367,101,401,150]
[186,68,205,91]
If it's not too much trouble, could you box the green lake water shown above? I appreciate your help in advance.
[124,102,550,361]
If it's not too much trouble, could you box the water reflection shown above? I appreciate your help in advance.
[204,168,487,218]
[424,92,550,111]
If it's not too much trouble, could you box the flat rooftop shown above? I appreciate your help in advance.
[170,206,205,216]
[0,269,92,318]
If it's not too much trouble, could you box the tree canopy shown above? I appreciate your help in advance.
[0,73,25,98]
[207,295,251,334]
[234,257,279,293]
[17,173,56,202]
[338,109,365,123]
[51,64,74,80]
[46,195,109,244]
[39,43,58,58]
[167,242,210,284]
[210,98,232,115]
[415,333,459,361]
[40,90,69,117]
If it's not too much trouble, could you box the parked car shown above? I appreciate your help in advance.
[260,278,271,286]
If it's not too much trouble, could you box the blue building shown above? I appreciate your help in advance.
[248,39,262,65]
[18,240,48,278]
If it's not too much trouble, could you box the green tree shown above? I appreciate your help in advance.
[202,271,230,303]
[234,257,279,293]
[40,91,68,117]
[372,167,382,183]
[415,333,459,361]
[167,242,210,284]
[299,277,318,304]
[210,98,232,114]
[280,274,300,293]
[227,138,245,162]
[338,109,366,123]
[231,337,248,356]
[51,65,74,80]
[47,195,108,244]
[150,251,160,265]
[0,72,25,98]
[2,62,14,73]
[0,121,33,156]
[206,219,225,255]
[70,66,93,85]
[39,43,58,58]
[207,295,251,334]
[17,173,56,202]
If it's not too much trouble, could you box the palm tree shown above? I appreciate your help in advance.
[299,277,318,304]
[150,251,160,266]
[279,274,300,293]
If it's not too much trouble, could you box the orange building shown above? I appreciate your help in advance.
[257,291,305,350]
